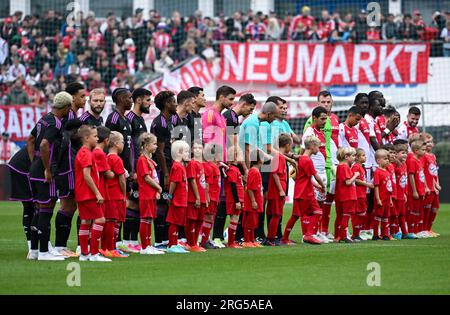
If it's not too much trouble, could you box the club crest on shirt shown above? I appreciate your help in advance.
[152,169,159,183]
[429,164,438,177]
[419,170,425,183]
[386,179,393,192]
[400,175,407,188]
[199,173,206,189]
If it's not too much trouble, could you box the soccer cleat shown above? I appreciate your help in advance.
[358,231,369,240]
[388,235,397,241]
[333,237,341,243]
[326,233,335,240]
[117,243,133,253]
[27,250,38,260]
[89,254,112,262]
[110,250,129,258]
[190,245,207,252]
[372,236,381,241]
[178,240,188,248]
[213,238,226,248]
[392,232,403,240]
[352,236,363,242]
[38,251,66,261]
[252,242,264,248]
[339,238,354,244]
[154,243,168,251]
[146,246,166,255]
[126,244,140,253]
[202,241,218,250]
[430,230,440,237]
[242,242,257,248]
[281,239,297,246]
[262,240,276,246]
[79,254,90,261]
[167,245,188,253]
[132,244,142,251]
[98,249,107,256]
[303,235,322,245]
[227,243,243,249]
[382,236,391,241]
[316,233,330,244]
[405,233,418,239]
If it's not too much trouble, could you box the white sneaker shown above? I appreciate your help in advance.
[326,233,334,240]
[38,251,66,261]
[140,246,165,255]
[79,254,90,261]
[313,234,326,244]
[318,233,330,243]
[213,238,226,248]
[89,254,111,262]
[27,250,38,260]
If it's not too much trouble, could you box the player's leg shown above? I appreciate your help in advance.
[21,201,35,250]
[154,200,169,248]
[227,214,240,248]
[213,200,227,245]
[55,197,77,255]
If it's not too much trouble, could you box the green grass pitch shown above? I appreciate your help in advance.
[0,201,449,294]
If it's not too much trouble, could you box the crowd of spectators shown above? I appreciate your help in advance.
[0,6,449,106]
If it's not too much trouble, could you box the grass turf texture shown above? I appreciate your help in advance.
[0,201,449,295]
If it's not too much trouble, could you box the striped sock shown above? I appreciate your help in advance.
[90,222,104,255]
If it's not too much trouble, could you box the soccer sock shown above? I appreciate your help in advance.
[300,216,308,236]
[194,220,203,245]
[428,209,438,231]
[256,210,266,239]
[168,224,178,247]
[30,209,39,250]
[351,214,360,238]
[55,209,73,247]
[235,213,244,242]
[334,213,342,239]
[340,214,350,239]
[399,215,408,235]
[185,219,196,246]
[283,215,298,241]
[102,221,115,250]
[22,202,35,242]
[389,215,398,235]
[76,216,81,245]
[423,206,431,232]
[79,223,90,255]
[201,220,213,245]
[371,217,380,237]
[213,201,226,239]
[418,206,425,232]
[306,214,319,236]
[381,218,389,237]
[267,216,280,241]
[37,208,53,253]
[321,203,332,234]
[90,222,104,255]
[140,218,151,249]
[228,221,237,246]
[114,222,121,247]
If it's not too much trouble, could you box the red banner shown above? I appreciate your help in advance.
[220,42,430,85]
[142,56,214,94]
[0,105,46,142]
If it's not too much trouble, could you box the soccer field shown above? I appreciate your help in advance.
[0,201,449,295]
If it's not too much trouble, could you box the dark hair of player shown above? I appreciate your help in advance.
[97,126,111,143]
[177,90,196,105]
[266,96,286,105]
[65,82,85,96]
[215,85,236,101]
[348,106,363,116]
[312,106,328,118]
[408,106,421,116]
[240,93,257,105]
[317,90,331,101]
[131,88,152,102]
[187,86,204,96]
[154,91,175,111]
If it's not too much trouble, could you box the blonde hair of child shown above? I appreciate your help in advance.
[108,131,123,148]
[375,148,389,160]
[139,132,156,153]
[304,135,321,149]
[337,147,356,162]
[171,140,190,159]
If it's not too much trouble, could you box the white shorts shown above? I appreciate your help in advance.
[329,179,336,195]
[312,171,327,202]
[366,168,373,194]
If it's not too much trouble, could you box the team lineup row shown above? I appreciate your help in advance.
[7,84,441,261]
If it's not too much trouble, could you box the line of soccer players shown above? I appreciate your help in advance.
[8,84,442,261]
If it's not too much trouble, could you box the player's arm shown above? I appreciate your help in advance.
[291,133,301,145]
[83,166,103,203]
[381,115,400,138]
[409,174,419,199]
[272,173,285,198]
[168,181,177,205]
[230,182,241,209]
[374,185,382,206]
[104,170,115,179]
[313,173,326,191]
[248,189,258,209]
[155,141,169,190]
[245,143,251,169]
[205,182,210,206]
[355,178,374,189]
[26,134,35,162]
[345,172,359,186]
[189,178,201,207]
[40,139,52,182]
[144,174,162,193]
[119,173,126,201]
[370,136,380,151]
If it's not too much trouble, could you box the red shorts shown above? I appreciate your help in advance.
[266,198,285,217]
[356,198,367,214]
[242,211,259,230]
[335,200,356,215]
[206,200,218,215]
[187,203,206,221]
[104,200,126,222]
[166,205,186,226]
[431,193,440,209]
[390,198,398,216]
[395,199,407,216]
[139,199,157,218]
[226,200,242,216]
[77,200,104,221]
[374,201,390,218]
[407,195,424,214]
[292,198,322,217]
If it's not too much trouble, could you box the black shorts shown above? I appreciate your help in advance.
[56,172,75,199]
[8,165,33,201]
[30,178,58,204]
[128,181,139,202]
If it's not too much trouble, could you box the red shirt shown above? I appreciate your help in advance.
[395,162,408,201]
[186,160,207,203]
[376,115,386,131]
[137,155,159,200]
[374,121,382,144]
[406,155,426,196]
[267,153,287,199]
[339,123,359,148]
[244,167,263,213]
[106,153,126,201]
[169,161,188,207]
[386,163,397,199]
[358,117,371,143]
[330,113,340,147]
[294,155,316,199]
[225,164,244,204]
[351,162,367,199]
[373,167,393,201]
[421,153,438,189]
[204,161,221,202]
[92,147,110,201]
[75,146,99,202]
[335,163,357,202]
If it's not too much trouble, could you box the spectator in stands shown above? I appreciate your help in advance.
[291,23,308,41]
[226,11,246,41]
[354,9,368,42]
[0,132,20,164]
[441,21,450,57]
[412,10,426,28]
[178,39,197,62]
[399,14,419,40]
[266,17,282,40]
[245,15,267,41]
[153,22,172,54]
[319,10,335,39]
[34,46,53,73]
[170,11,186,51]
[17,38,34,64]
[154,49,174,74]
[88,72,106,90]
[2,78,30,105]
[327,30,341,43]
[7,57,26,82]
[338,12,355,41]
[289,6,315,39]
[382,14,399,40]
[307,23,326,42]
[366,23,381,41]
